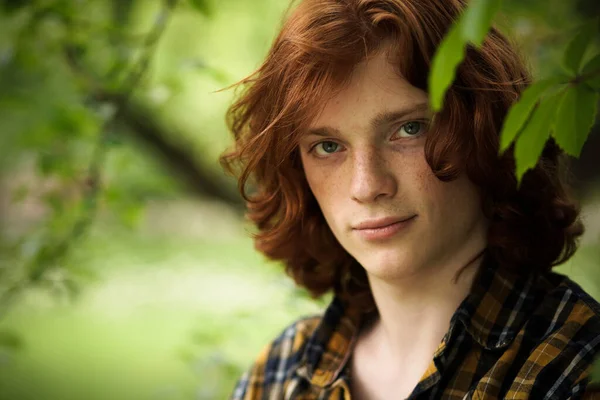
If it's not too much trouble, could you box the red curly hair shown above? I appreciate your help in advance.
[220,0,583,310]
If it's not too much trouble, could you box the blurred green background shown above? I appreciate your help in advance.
[0,0,599,399]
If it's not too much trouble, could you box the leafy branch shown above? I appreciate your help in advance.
[0,0,178,319]
[61,1,244,209]
[429,0,599,183]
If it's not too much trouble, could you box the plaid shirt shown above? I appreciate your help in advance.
[231,261,600,399]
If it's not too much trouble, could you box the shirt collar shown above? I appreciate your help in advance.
[296,295,362,387]
[453,259,539,350]
[296,258,539,388]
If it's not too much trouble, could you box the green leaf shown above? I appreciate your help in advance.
[514,91,563,183]
[461,0,502,47]
[563,19,599,75]
[429,18,466,111]
[553,85,599,157]
[188,0,213,16]
[499,78,562,153]
[581,53,600,90]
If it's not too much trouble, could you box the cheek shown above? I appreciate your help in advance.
[404,152,476,216]
[307,177,342,213]
[425,174,482,222]
[399,149,440,196]
[302,162,348,230]
[303,162,335,207]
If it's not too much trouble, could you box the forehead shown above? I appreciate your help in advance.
[307,49,429,131]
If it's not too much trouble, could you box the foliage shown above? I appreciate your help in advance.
[430,1,599,183]
[0,0,186,376]
[0,0,290,397]
[0,0,176,312]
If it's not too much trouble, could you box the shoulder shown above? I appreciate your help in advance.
[514,272,600,398]
[538,271,600,335]
[230,314,323,400]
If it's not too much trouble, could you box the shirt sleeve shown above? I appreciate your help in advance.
[228,316,322,400]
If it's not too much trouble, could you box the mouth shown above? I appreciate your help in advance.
[352,215,416,241]
[352,215,416,230]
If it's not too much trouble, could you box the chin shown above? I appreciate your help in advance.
[356,250,419,281]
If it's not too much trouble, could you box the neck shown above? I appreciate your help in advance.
[362,251,484,366]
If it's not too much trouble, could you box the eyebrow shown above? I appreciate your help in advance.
[305,102,430,138]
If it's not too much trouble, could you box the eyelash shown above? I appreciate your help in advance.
[391,119,429,140]
[308,119,429,157]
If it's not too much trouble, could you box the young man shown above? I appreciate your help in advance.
[221,0,600,398]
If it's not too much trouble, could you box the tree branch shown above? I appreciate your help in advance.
[62,23,244,210]
[112,97,245,209]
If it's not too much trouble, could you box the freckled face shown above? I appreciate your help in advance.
[298,50,488,282]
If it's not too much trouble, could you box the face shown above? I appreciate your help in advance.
[298,49,488,282]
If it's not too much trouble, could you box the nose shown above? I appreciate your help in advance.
[349,147,397,204]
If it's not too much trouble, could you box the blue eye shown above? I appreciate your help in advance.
[397,121,423,137]
[314,141,341,156]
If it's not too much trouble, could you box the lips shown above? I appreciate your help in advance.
[352,215,415,230]
[352,215,416,241]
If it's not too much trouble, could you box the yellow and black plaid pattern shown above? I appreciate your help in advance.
[231,261,600,399]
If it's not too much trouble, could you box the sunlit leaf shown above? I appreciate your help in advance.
[429,18,466,111]
[553,85,599,157]
[514,91,563,183]
[581,53,600,90]
[563,19,599,75]
[499,78,562,153]
[461,0,502,46]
